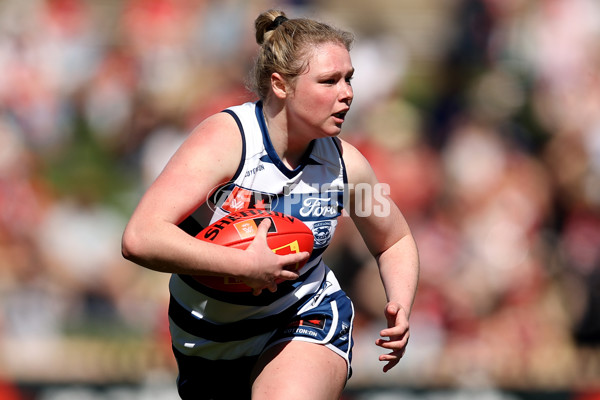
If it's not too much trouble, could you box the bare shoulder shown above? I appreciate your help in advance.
[181,112,242,157]
[336,137,377,186]
[163,111,243,184]
[137,110,243,223]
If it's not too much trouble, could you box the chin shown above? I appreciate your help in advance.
[322,128,342,138]
[315,121,343,138]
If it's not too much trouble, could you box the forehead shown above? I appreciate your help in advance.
[303,42,353,74]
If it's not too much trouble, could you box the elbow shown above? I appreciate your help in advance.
[121,224,145,263]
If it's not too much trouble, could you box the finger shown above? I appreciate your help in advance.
[279,251,310,279]
[379,353,401,362]
[375,337,408,350]
[380,323,409,339]
[278,270,300,281]
[281,251,310,270]
[382,359,400,373]
[379,349,405,373]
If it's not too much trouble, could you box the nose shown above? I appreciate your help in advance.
[340,81,353,104]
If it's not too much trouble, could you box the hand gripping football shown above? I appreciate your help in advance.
[193,209,314,292]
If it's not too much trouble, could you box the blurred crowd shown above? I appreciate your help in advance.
[0,0,599,397]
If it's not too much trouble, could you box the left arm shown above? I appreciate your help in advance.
[339,138,420,372]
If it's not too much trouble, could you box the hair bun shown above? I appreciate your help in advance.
[266,15,288,32]
[255,10,288,45]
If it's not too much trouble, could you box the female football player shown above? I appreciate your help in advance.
[122,9,419,400]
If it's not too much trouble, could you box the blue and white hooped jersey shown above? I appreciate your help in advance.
[168,101,351,362]
[210,101,347,264]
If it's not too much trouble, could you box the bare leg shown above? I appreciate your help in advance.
[251,340,347,400]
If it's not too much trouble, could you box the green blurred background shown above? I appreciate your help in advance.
[0,0,599,399]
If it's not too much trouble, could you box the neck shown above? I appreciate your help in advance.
[262,102,312,169]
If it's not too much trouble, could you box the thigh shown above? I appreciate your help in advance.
[251,340,348,400]
[250,289,354,400]
[265,288,355,377]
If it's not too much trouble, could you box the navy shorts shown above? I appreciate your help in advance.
[173,288,354,400]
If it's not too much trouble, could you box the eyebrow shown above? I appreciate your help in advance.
[318,67,355,77]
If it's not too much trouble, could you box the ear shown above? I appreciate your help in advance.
[270,72,288,99]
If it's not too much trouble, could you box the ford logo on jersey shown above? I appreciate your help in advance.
[278,192,342,220]
[299,197,338,218]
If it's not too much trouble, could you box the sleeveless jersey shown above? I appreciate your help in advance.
[168,101,349,361]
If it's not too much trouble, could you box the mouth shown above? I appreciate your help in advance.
[332,109,349,122]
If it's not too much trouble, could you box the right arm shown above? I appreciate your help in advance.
[121,112,308,293]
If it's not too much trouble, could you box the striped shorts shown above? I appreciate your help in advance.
[169,269,354,399]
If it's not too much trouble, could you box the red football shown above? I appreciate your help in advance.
[193,209,314,292]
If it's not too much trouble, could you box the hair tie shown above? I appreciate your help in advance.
[267,15,288,32]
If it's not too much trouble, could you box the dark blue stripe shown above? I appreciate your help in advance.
[331,137,349,210]
[168,292,311,342]
[310,246,326,261]
[331,137,348,187]
[176,261,320,306]
[222,108,246,182]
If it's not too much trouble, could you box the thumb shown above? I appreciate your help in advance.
[384,302,399,328]
[255,218,272,240]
